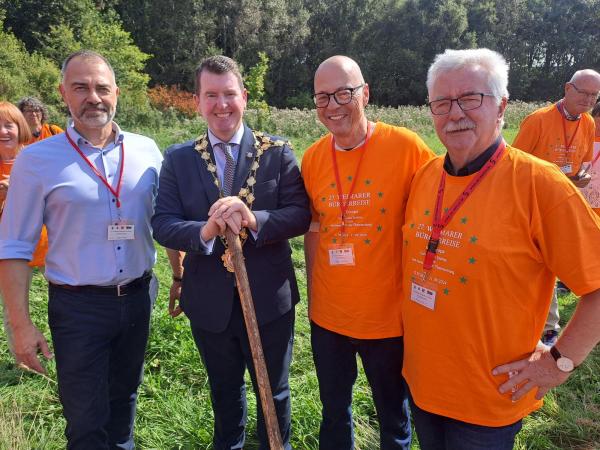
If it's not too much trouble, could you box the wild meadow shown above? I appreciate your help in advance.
[1,103,598,450]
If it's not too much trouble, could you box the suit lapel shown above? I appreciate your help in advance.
[232,125,257,196]
[194,139,221,205]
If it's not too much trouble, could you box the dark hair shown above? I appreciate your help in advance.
[592,101,600,118]
[195,55,244,93]
[61,50,116,81]
[17,97,48,123]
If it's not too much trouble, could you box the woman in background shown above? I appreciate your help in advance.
[0,101,48,353]
[17,97,63,145]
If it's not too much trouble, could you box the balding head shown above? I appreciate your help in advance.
[569,69,600,85]
[564,69,600,115]
[314,56,365,90]
[313,56,370,148]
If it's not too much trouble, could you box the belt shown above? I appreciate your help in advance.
[50,271,152,297]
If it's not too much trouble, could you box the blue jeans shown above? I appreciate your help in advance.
[409,395,522,450]
[48,279,152,450]
[311,321,411,450]
[190,297,294,450]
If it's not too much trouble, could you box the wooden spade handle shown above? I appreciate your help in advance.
[224,228,284,450]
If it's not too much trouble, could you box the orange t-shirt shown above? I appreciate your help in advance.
[0,160,47,267]
[579,137,600,216]
[401,145,600,427]
[302,122,434,338]
[25,123,63,145]
[512,103,594,177]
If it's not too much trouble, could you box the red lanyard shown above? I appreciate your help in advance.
[330,121,372,238]
[66,130,125,208]
[423,140,506,271]
[556,102,581,154]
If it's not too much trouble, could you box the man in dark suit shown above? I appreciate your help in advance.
[151,55,310,450]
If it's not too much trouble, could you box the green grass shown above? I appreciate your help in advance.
[1,103,598,449]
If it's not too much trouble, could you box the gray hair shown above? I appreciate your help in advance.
[17,96,48,123]
[426,48,509,102]
[61,50,116,82]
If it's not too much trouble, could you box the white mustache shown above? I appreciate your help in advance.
[84,106,108,113]
[444,119,475,133]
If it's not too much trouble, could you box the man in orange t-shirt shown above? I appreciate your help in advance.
[513,69,600,344]
[303,55,434,450]
[402,48,600,450]
[17,97,63,145]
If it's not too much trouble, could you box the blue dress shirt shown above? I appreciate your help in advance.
[0,123,163,286]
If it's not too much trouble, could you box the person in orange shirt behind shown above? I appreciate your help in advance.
[303,55,434,450]
[512,69,600,341]
[17,97,63,145]
[579,101,600,216]
[0,101,47,353]
[401,48,600,450]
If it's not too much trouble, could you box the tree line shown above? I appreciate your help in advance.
[1,0,599,113]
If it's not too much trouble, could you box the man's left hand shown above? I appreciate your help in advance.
[208,196,257,231]
[492,342,571,401]
[569,169,592,188]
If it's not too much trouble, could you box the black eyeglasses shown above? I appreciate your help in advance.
[569,83,600,101]
[427,93,497,115]
[313,84,365,108]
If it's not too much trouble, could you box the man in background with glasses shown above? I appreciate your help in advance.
[513,69,600,344]
[401,48,600,450]
[302,55,434,449]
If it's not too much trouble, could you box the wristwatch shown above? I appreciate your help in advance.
[550,345,575,373]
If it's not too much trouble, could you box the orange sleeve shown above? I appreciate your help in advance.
[512,113,540,153]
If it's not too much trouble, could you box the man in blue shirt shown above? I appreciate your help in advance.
[0,50,163,449]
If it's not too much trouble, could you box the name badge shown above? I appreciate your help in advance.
[108,222,135,240]
[328,243,355,266]
[411,281,436,310]
[560,164,572,174]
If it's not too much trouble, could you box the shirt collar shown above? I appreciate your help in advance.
[443,135,502,176]
[68,122,124,148]
[558,99,581,121]
[207,125,244,148]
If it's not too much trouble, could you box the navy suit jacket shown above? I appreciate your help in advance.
[152,125,311,332]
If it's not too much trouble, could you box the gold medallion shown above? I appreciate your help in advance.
[221,248,235,273]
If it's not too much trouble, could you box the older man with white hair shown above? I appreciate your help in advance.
[513,68,600,343]
[401,48,600,450]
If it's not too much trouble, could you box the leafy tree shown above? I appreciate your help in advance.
[0,12,62,117]
[246,52,270,110]
[41,7,152,123]
[116,0,217,89]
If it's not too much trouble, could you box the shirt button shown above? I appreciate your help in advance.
[117,246,121,250]
[119,269,123,273]
[112,199,116,203]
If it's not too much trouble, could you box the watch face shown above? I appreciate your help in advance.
[557,357,574,372]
